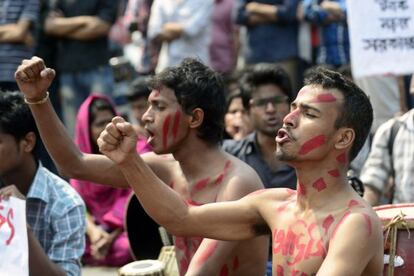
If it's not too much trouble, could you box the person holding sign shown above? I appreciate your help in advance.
[0,91,86,276]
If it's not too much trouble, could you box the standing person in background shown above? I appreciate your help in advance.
[224,89,253,140]
[302,0,350,68]
[148,0,214,72]
[0,0,38,91]
[125,76,152,144]
[235,0,300,92]
[15,56,268,276]
[0,91,85,276]
[72,95,134,267]
[210,0,239,75]
[43,0,118,135]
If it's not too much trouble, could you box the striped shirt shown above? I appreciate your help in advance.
[26,164,86,276]
[360,109,414,204]
[0,0,39,82]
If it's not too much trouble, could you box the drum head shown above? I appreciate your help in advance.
[119,260,164,276]
[126,194,164,260]
[374,203,414,227]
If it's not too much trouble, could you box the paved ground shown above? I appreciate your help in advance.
[82,266,118,276]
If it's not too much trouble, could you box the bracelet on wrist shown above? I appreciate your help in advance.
[24,92,49,105]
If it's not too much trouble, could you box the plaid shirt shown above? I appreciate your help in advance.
[361,109,414,203]
[26,164,86,276]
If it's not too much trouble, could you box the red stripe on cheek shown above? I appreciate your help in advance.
[322,215,334,235]
[195,240,218,267]
[172,110,181,143]
[299,135,326,155]
[328,169,340,177]
[232,256,239,270]
[219,264,229,276]
[312,178,327,192]
[363,214,372,236]
[336,153,347,164]
[162,115,172,150]
[314,93,337,103]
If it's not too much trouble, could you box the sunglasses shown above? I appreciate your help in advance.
[250,96,289,107]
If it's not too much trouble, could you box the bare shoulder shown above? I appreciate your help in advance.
[141,152,179,179]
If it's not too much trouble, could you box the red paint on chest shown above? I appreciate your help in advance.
[191,178,211,196]
[214,160,232,186]
[277,265,285,276]
[332,211,351,240]
[328,169,340,178]
[162,114,172,149]
[348,199,361,208]
[312,178,327,192]
[299,135,326,155]
[322,215,334,235]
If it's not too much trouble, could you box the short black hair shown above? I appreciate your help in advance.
[0,91,39,156]
[150,58,225,144]
[89,97,116,126]
[304,67,373,161]
[241,63,293,106]
[126,76,152,102]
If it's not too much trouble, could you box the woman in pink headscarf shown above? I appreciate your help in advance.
[72,94,150,266]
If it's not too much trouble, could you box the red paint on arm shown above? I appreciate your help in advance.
[162,114,172,150]
[195,240,218,267]
[299,135,326,155]
[328,169,340,178]
[172,110,181,143]
[363,214,373,236]
[322,215,335,235]
[312,178,327,192]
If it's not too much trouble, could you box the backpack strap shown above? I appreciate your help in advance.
[387,119,403,203]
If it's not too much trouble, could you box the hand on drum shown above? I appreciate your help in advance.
[97,116,138,164]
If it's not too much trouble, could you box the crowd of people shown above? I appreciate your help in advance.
[1,0,414,275]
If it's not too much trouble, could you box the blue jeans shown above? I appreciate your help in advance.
[60,65,114,136]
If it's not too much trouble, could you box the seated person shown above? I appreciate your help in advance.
[0,91,85,276]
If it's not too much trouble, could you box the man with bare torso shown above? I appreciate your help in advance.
[15,57,268,275]
[95,67,383,275]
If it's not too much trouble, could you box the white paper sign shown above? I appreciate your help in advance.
[0,197,28,276]
[347,0,414,78]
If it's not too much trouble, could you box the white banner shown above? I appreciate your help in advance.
[347,0,414,78]
[0,197,28,276]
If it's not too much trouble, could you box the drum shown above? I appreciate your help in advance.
[119,260,165,276]
[158,246,179,276]
[125,193,164,260]
[374,204,414,276]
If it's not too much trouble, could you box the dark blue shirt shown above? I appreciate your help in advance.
[222,132,297,189]
[235,0,299,63]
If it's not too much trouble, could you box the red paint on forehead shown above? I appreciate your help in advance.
[363,214,372,236]
[195,240,218,266]
[328,169,340,178]
[299,135,326,155]
[312,178,327,192]
[232,256,239,270]
[336,153,347,164]
[162,114,172,150]
[219,264,229,276]
[172,110,181,143]
[313,93,337,103]
[322,215,335,235]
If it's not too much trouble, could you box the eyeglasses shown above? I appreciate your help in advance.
[250,96,289,108]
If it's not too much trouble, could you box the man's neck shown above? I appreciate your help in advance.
[292,155,351,211]
[1,157,37,196]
